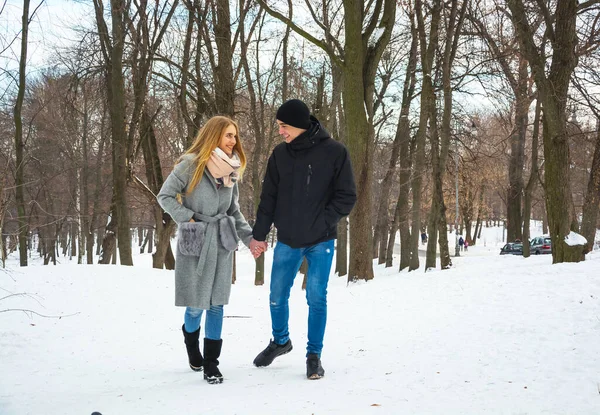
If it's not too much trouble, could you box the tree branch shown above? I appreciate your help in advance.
[0,309,81,318]
[578,0,600,12]
[304,0,344,55]
[506,0,548,89]
[255,0,342,67]
[533,0,556,43]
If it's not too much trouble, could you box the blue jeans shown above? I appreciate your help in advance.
[269,240,335,357]
[184,305,224,340]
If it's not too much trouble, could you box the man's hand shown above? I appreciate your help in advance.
[249,238,268,259]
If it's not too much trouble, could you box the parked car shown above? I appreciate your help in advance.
[500,242,523,255]
[530,236,552,254]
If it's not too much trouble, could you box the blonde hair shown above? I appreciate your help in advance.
[179,116,246,194]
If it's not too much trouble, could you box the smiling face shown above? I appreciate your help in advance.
[218,124,237,156]
[276,120,307,143]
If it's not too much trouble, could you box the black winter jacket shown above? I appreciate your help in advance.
[253,117,357,248]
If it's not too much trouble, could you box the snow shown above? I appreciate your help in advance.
[565,231,588,246]
[2,227,600,415]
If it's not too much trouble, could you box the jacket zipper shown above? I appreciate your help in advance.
[306,164,312,196]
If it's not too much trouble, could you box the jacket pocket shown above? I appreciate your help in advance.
[178,222,207,256]
[218,216,240,251]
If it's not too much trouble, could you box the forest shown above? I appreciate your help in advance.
[1,0,599,280]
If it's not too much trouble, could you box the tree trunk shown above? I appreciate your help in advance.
[80,83,93,264]
[580,119,600,253]
[138,228,144,249]
[473,183,485,246]
[89,100,109,264]
[335,217,348,276]
[239,10,266,286]
[140,229,149,253]
[153,209,176,270]
[508,0,582,263]
[387,130,413,272]
[426,106,442,270]
[410,0,441,271]
[94,0,133,265]
[393,115,415,270]
[148,228,153,253]
[214,0,234,116]
[70,222,77,259]
[99,201,117,264]
[431,0,465,269]
[375,20,418,265]
[138,108,174,270]
[0,180,7,268]
[522,101,541,257]
[507,58,529,242]
[343,1,379,281]
[385,208,398,268]
[345,90,374,280]
[14,0,31,267]
[426,114,452,270]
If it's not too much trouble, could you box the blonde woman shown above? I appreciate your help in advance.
[158,116,265,384]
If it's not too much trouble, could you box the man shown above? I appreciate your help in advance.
[249,99,356,379]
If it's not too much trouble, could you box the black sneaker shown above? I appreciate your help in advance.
[306,354,324,379]
[253,339,293,367]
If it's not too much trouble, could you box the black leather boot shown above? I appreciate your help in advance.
[203,338,223,384]
[306,353,325,379]
[182,325,203,371]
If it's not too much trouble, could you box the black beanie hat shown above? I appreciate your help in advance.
[276,99,311,129]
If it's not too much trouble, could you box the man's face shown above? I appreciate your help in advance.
[277,120,306,143]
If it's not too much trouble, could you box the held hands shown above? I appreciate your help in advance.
[249,238,268,259]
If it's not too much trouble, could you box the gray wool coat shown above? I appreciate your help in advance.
[157,154,253,309]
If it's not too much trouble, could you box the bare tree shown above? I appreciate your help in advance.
[522,100,541,257]
[257,0,397,281]
[93,0,133,265]
[507,0,596,262]
[374,11,418,267]
[580,119,600,253]
[409,0,440,271]
[468,0,536,243]
[13,0,44,266]
[424,0,467,270]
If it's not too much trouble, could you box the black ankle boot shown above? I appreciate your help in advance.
[182,325,203,371]
[203,338,223,384]
[306,353,325,379]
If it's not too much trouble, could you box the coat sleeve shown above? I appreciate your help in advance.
[227,182,253,247]
[157,158,195,224]
[324,146,357,227]
[252,152,279,242]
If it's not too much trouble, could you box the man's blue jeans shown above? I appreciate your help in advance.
[270,240,335,357]
[184,305,224,340]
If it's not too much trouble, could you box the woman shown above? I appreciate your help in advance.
[157,116,253,384]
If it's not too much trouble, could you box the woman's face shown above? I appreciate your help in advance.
[218,124,237,156]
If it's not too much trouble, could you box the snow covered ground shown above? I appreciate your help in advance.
[1,226,600,415]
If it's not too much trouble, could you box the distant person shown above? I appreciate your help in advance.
[250,99,357,380]
[421,231,427,245]
[464,240,469,251]
[158,116,262,384]
[458,236,464,251]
